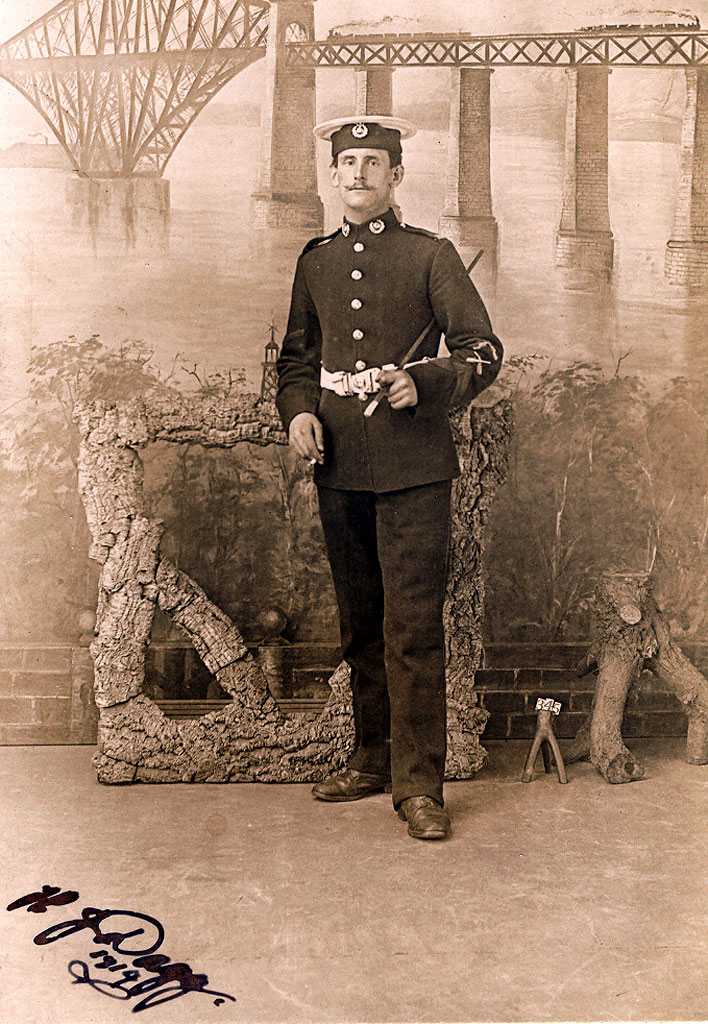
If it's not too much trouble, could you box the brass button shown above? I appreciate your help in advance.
[358,392,368,402]
[355,360,366,371]
[353,242,364,252]
[350,298,362,310]
[351,269,363,280]
[352,329,364,341]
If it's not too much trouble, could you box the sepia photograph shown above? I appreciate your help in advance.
[1,0,707,1021]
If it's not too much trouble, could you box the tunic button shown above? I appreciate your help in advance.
[353,242,365,252]
[350,298,362,310]
[352,329,364,341]
[351,269,363,280]
[355,360,366,371]
[358,392,368,402]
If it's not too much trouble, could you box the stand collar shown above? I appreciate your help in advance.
[341,207,398,239]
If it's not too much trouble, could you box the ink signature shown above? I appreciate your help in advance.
[7,885,236,1014]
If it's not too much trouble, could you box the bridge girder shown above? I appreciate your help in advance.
[0,0,269,177]
[286,30,708,69]
[5,8,706,179]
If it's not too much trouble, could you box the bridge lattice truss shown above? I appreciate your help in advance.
[287,30,708,69]
[0,0,269,177]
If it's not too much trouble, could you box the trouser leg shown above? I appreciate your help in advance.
[317,486,391,776]
[376,481,451,808]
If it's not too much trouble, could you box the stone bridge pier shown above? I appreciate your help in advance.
[354,68,401,216]
[555,68,614,287]
[66,176,170,250]
[665,69,708,288]
[250,0,323,233]
[438,69,498,280]
[355,68,393,115]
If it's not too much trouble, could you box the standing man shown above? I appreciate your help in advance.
[276,115,503,840]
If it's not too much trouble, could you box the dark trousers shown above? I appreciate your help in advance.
[317,480,452,808]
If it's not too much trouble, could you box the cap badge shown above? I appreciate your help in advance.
[351,123,369,139]
[341,222,350,237]
[369,218,385,235]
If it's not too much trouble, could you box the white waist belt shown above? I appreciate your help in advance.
[321,351,494,398]
[320,364,395,397]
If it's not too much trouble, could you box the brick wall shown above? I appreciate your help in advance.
[555,228,614,274]
[665,240,708,285]
[254,0,318,198]
[442,68,493,219]
[574,68,611,232]
[694,69,708,236]
[355,69,393,116]
[249,191,324,230]
[664,69,708,286]
[559,68,611,235]
[477,643,699,740]
[0,646,96,744]
[555,68,614,278]
[2,642,704,747]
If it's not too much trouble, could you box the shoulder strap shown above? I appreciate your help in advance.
[399,222,442,242]
[300,228,340,256]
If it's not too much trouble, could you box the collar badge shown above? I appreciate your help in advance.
[341,222,350,237]
[369,218,385,234]
[351,123,369,138]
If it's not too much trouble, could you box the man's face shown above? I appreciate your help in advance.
[330,147,405,222]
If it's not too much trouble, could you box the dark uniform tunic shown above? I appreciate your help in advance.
[277,207,503,806]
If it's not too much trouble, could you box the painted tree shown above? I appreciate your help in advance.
[484,360,708,643]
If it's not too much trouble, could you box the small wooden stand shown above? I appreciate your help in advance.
[522,699,568,784]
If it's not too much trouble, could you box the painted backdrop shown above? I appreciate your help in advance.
[1,0,707,661]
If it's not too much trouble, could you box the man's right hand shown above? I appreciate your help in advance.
[288,412,325,464]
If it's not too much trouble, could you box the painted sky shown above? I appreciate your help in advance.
[2,0,708,40]
[0,0,704,146]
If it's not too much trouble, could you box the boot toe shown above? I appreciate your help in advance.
[312,768,390,802]
[397,795,450,839]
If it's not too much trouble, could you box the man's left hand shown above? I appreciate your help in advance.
[377,368,418,410]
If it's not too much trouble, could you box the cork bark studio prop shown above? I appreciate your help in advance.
[445,400,513,775]
[75,391,511,784]
[566,571,708,783]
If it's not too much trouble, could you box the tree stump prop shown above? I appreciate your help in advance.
[75,389,512,784]
[566,570,708,783]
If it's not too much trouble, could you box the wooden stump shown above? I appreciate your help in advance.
[75,390,512,784]
[567,571,708,783]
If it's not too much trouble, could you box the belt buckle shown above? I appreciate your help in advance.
[348,369,379,395]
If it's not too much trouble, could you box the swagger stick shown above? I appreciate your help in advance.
[363,249,485,419]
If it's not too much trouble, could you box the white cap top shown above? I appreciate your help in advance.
[313,114,417,142]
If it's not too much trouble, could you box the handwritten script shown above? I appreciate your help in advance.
[7,885,236,1013]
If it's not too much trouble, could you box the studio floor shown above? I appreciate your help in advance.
[0,739,706,1024]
